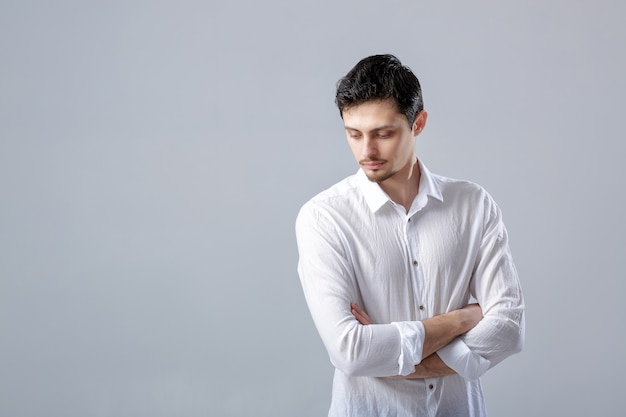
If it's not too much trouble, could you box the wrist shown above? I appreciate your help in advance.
[453,309,474,334]
[454,304,482,334]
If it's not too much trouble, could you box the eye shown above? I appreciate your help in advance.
[347,132,362,139]
[377,131,392,139]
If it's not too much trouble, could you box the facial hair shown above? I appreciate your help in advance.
[361,159,395,183]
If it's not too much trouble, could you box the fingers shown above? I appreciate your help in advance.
[352,305,370,325]
[351,303,373,325]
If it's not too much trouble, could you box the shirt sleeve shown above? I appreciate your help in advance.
[296,202,425,377]
[438,192,525,380]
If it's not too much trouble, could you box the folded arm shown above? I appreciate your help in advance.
[437,193,525,380]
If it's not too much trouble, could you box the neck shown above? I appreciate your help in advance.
[379,158,421,213]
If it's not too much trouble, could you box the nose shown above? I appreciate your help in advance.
[362,136,378,159]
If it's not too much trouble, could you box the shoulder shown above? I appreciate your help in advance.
[296,173,363,229]
[298,173,361,212]
[433,172,489,199]
[431,172,500,216]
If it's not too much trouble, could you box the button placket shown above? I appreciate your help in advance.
[424,377,438,416]
[425,378,437,395]
[405,213,423,318]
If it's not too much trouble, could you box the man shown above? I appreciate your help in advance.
[295,54,525,416]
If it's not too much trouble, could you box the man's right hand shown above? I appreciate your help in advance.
[351,303,372,325]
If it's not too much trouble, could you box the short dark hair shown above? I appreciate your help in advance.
[335,54,423,126]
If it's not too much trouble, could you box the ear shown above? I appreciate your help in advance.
[412,110,428,136]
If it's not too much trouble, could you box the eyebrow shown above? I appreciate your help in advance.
[344,125,397,132]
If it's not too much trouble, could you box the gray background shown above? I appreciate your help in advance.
[1,1,624,416]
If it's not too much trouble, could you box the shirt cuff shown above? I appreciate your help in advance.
[437,338,491,380]
[391,321,425,376]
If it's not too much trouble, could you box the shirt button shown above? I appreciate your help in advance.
[412,260,418,266]
[429,384,434,390]
[419,305,425,311]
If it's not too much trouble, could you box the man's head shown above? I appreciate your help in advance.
[335,54,423,127]
[336,55,427,184]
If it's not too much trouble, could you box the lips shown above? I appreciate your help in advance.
[362,161,385,170]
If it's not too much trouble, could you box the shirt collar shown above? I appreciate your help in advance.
[357,158,443,213]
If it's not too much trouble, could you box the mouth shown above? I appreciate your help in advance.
[361,160,385,170]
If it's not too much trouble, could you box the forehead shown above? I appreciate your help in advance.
[342,99,406,131]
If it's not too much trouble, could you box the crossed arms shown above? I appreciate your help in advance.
[351,303,483,379]
[296,192,525,380]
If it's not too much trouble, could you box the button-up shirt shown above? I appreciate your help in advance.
[296,160,525,417]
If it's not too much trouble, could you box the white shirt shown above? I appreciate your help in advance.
[296,160,525,417]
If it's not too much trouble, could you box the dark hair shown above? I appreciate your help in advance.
[335,54,423,126]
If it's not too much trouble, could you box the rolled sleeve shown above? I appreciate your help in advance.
[392,321,426,376]
[437,339,491,380]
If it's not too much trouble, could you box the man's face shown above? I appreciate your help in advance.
[342,99,424,183]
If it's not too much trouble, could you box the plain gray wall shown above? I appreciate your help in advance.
[1,1,624,416]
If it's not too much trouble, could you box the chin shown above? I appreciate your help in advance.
[366,171,394,183]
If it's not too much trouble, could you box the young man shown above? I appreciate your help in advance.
[296,54,525,416]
